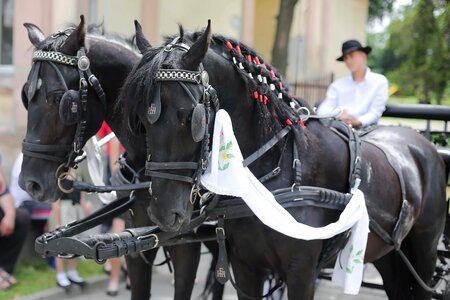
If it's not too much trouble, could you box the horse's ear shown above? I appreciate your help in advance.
[182,19,211,70]
[23,23,45,47]
[60,15,86,55]
[134,20,151,54]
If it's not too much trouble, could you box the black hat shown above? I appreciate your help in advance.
[336,40,372,61]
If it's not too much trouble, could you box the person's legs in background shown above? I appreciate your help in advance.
[51,199,86,290]
[0,207,30,289]
[66,259,85,285]
[55,257,71,289]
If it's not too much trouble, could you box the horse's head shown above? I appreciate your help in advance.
[20,16,105,201]
[121,21,215,231]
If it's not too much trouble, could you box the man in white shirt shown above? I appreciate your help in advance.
[317,40,389,128]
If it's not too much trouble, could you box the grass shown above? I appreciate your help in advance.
[388,95,450,106]
[0,256,103,300]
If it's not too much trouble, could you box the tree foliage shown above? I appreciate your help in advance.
[369,0,450,104]
[368,0,395,21]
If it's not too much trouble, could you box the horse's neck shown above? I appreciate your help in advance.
[298,120,350,191]
[206,46,349,191]
[88,36,139,114]
[87,36,144,164]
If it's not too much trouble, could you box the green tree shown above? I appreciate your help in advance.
[371,1,449,104]
[369,0,395,21]
[433,2,450,103]
[409,0,441,103]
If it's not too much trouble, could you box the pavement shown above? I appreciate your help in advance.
[16,248,388,300]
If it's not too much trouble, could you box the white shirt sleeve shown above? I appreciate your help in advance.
[317,83,339,115]
[357,76,389,127]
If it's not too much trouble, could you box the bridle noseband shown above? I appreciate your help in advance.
[22,47,106,174]
[144,39,219,199]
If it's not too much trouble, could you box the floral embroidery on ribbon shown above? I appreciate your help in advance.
[346,244,364,274]
[218,132,234,171]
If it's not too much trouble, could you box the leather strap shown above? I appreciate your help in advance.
[36,194,134,244]
[292,140,302,187]
[145,170,195,184]
[243,126,291,167]
[71,180,151,193]
[146,161,198,170]
[22,141,72,163]
[215,217,230,284]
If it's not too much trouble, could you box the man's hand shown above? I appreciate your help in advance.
[337,111,362,128]
[0,214,15,236]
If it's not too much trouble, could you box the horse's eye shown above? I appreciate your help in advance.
[48,91,65,104]
[177,108,192,126]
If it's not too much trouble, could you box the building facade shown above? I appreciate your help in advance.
[0,0,368,134]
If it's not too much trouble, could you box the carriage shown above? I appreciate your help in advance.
[20,16,450,299]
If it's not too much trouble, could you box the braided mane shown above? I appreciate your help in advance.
[174,32,313,131]
[121,28,314,145]
[178,31,314,148]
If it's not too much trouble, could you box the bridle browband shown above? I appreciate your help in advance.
[22,47,107,172]
[144,38,219,198]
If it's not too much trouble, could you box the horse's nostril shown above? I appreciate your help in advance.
[26,180,42,195]
[171,210,184,227]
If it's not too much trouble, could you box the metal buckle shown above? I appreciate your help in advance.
[201,158,208,171]
[137,233,159,249]
[189,184,200,205]
[79,77,88,89]
[88,74,96,86]
[73,141,80,154]
[291,183,301,192]
[272,166,281,176]
[215,227,225,236]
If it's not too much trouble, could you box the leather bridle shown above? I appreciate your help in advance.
[143,38,219,200]
[22,46,106,176]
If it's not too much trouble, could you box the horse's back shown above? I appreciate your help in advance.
[362,126,446,189]
[362,126,446,225]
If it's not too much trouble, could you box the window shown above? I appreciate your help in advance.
[0,0,13,65]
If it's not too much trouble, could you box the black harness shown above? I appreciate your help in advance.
[22,47,106,173]
[31,38,445,296]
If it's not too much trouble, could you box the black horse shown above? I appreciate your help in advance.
[120,21,448,299]
[19,16,204,300]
